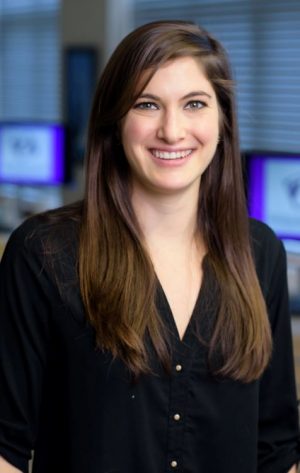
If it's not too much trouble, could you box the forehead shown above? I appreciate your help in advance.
[139,56,215,97]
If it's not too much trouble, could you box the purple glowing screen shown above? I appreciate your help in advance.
[0,123,65,185]
[247,153,300,241]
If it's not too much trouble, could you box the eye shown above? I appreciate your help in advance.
[133,102,159,110]
[185,100,206,110]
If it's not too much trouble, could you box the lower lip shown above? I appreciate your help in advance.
[149,151,193,167]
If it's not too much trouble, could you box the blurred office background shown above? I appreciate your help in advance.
[0,0,300,387]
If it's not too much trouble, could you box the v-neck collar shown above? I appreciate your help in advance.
[156,278,204,345]
[154,254,219,358]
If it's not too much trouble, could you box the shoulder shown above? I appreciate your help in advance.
[249,218,286,299]
[1,202,84,322]
[2,202,82,292]
[249,218,283,260]
[5,201,82,258]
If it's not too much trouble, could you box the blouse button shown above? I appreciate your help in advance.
[173,413,181,421]
[170,460,178,468]
[175,364,182,372]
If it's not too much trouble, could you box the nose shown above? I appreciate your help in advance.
[157,109,186,143]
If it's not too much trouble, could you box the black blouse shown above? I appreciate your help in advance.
[0,213,299,473]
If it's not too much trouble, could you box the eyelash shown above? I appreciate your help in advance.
[185,100,207,110]
[133,102,158,110]
[133,100,207,110]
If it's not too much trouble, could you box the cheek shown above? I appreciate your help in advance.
[122,120,137,142]
[120,118,150,171]
[121,117,154,148]
[199,111,220,144]
[194,122,219,145]
[120,120,136,163]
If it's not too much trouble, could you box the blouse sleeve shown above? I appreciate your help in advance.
[0,222,54,473]
[256,230,300,472]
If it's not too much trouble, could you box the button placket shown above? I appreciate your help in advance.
[166,357,190,471]
[157,282,198,472]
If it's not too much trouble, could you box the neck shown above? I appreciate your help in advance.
[131,184,200,247]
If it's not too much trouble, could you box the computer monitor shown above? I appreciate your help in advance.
[0,122,68,185]
[245,150,300,313]
[246,151,300,245]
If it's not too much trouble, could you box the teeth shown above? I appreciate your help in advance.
[152,149,192,160]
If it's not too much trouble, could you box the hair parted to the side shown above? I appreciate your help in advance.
[80,20,272,382]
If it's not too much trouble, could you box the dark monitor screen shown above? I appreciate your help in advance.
[0,122,66,185]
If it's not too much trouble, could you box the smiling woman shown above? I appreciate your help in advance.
[121,57,219,196]
[0,20,299,473]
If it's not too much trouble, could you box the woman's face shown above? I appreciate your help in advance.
[121,56,220,197]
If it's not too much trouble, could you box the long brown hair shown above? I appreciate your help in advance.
[80,20,272,382]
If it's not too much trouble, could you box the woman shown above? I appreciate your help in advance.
[0,20,299,473]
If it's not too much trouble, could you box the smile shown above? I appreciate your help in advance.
[151,149,193,160]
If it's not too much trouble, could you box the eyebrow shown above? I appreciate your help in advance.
[138,91,212,100]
